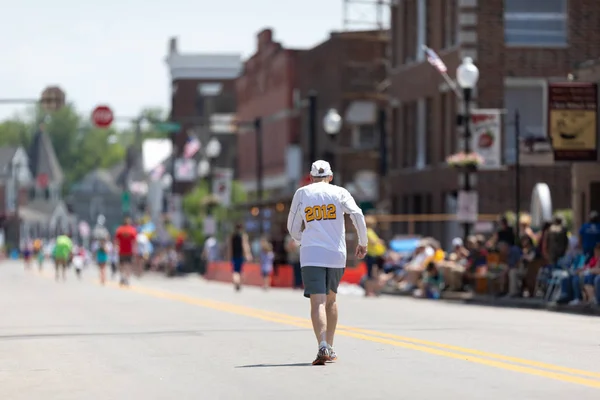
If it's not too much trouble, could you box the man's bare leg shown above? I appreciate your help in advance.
[120,262,131,285]
[325,291,338,346]
[310,294,327,344]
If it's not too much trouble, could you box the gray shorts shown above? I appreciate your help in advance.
[301,266,345,298]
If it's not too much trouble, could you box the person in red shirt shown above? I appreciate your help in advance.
[114,216,138,286]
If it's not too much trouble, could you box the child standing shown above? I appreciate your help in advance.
[259,238,274,290]
[96,239,109,284]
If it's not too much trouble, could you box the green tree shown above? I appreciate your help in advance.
[0,104,170,192]
[183,180,248,244]
[0,118,33,148]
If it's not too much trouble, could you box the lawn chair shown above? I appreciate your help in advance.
[541,255,579,303]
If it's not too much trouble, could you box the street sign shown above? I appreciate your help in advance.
[153,121,181,133]
[91,105,114,128]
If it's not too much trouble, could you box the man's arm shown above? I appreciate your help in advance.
[287,190,304,243]
[340,189,368,248]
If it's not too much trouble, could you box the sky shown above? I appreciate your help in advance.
[0,0,367,124]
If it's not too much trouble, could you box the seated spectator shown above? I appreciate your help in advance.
[575,244,600,305]
[398,239,435,291]
[413,262,444,299]
[518,214,537,246]
[462,236,488,290]
[448,237,469,264]
[437,237,469,292]
[579,211,600,263]
[487,216,516,248]
[506,236,535,298]
[546,216,569,267]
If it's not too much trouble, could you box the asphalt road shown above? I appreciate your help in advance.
[1,259,600,400]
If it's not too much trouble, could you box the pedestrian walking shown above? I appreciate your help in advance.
[259,237,274,290]
[227,223,252,292]
[287,160,368,365]
[114,216,138,287]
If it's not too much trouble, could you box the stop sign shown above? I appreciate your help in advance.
[91,105,114,128]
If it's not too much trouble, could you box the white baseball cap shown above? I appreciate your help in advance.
[452,237,463,247]
[310,160,333,177]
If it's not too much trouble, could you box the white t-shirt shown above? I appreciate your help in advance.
[287,181,368,268]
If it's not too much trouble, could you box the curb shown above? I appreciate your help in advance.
[381,289,600,316]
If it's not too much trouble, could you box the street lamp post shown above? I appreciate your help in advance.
[205,137,222,192]
[456,57,480,239]
[323,108,342,177]
[204,138,222,218]
[254,118,264,235]
[307,92,318,167]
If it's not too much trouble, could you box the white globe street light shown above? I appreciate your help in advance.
[161,173,173,190]
[455,57,480,241]
[206,138,222,159]
[197,159,210,178]
[323,109,342,135]
[456,57,479,89]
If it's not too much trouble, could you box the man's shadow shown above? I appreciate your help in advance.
[235,363,312,368]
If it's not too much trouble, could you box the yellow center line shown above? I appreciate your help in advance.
[33,270,600,388]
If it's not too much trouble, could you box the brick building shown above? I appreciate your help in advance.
[387,0,600,241]
[235,29,302,199]
[571,58,600,229]
[296,30,387,208]
[165,37,242,193]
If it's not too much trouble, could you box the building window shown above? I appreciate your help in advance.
[504,0,567,46]
[416,0,427,62]
[424,97,434,166]
[352,125,377,150]
[403,0,417,63]
[402,102,417,167]
[440,92,448,163]
[444,0,457,48]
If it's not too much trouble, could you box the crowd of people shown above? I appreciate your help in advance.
[363,211,600,308]
[19,216,188,284]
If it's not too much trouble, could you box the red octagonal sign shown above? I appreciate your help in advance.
[91,105,114,128]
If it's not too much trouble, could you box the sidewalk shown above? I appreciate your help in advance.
[381,287,600,316]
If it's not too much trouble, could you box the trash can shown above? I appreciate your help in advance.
[181,242,199,273]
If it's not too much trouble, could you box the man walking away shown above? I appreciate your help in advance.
[227,223,252,292]
[115,216,138,287]
[287,160,368,366]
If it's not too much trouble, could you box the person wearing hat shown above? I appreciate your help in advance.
[287,160,368,365]
[579,211,600,263]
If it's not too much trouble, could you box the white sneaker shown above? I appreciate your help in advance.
[568,299,581,306]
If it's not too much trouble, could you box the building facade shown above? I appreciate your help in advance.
[571,58,600,229]
[296,30,387,209]
[387,0,600,241]
[235,29,302,198]
[165,37,242,194]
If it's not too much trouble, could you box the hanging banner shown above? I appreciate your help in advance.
[470,109,502,169]
[456,190,478,223]
[212,168,233,207]
[173,158,196,182]
[548,82,598,162]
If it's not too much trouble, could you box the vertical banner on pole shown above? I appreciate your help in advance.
[212,168,233,207]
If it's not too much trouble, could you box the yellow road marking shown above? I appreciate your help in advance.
[34,270,600,388]
[109,282,600,388]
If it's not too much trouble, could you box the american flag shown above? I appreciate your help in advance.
[423,45,447,73]
[150,164,165,181]
[183,136,201,159]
